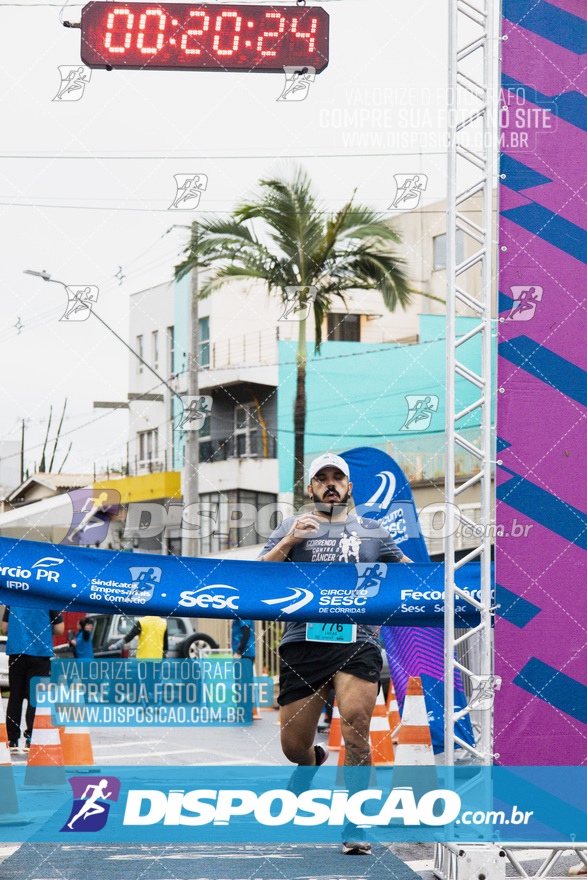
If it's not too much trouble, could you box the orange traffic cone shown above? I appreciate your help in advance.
[0,700,23,822]
[393,677,435,766]
[370,715,395,766]
[328,701,342,751]
[59,725,95,768]
[386,681,401,743]
[391,677,438,802]
[23,706,67,789]
[369,689,395,765]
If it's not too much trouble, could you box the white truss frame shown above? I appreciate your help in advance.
[444,0,496,766]
[438,1,587,876]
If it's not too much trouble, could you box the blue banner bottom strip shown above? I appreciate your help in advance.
[3,766,585,844]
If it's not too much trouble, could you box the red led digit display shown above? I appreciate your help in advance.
[80,3,329,72]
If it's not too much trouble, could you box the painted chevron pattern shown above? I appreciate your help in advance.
[497,0,587,765]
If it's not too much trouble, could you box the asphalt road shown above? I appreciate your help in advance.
[1,699,583,880]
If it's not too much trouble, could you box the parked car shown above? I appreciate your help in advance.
[55,614,218,659]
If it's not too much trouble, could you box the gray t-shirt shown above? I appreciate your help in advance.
[259,514,403,647]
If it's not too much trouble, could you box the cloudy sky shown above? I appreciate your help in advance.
[0,0,454,482]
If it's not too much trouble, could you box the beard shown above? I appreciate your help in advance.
[310,489,350,517]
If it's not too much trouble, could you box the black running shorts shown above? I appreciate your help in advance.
[277,640,382,706]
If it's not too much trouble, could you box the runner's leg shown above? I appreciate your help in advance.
[280,682,332,764]
[334,671,378,765]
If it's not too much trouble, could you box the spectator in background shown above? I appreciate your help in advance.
[108,616,168,658]
[232,618,256,667]
[2,606,64,753]
[68,617,94,660]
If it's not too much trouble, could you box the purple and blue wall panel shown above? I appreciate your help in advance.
[496,0,587,764]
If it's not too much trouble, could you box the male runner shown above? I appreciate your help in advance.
[259,452,410,854]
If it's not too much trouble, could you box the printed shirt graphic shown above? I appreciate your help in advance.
[260,514,402,646]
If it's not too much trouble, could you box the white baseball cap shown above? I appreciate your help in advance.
[308,453,350,482]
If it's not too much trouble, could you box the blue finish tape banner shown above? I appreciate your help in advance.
[341,447,475,752]
[0,536,485,627]
[2,765,585,844]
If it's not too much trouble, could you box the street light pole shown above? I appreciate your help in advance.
[181,224,200,558]
[23,270,183,406]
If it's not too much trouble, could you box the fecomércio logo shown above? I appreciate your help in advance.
[128,566,162,601]
[61,776,120,833]
[354,562,387,598]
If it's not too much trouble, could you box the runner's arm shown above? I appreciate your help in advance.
[258,515,320,561]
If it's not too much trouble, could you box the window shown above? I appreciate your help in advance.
[327,313,361,342]
[234,403,262,458]
[199,490,277,555]
[166,618,187,636]
[138,429,158,466]
[136,335,144,373]
[199,316,210,369]
[167,326,174,375]
[151,331,159,370]
[433,230,465,270]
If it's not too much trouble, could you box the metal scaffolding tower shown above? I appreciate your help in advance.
[444,0,497,765]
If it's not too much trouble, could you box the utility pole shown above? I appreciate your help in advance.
[181,223,200,558]
[20,418,25,483]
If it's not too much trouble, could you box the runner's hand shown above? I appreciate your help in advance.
[287,514,321,545]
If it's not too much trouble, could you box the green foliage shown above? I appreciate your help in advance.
[175,166,412,352]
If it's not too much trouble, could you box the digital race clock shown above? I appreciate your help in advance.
[80,2,329,72]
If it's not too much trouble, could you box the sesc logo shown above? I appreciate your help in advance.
[179,585,239,611]
[61,776,120,832]
[262,586,314,615]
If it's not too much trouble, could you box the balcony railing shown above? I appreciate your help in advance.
[199,434,277,463]
[207,330,278,370]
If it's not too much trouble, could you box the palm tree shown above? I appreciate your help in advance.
[176,166,414,509]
